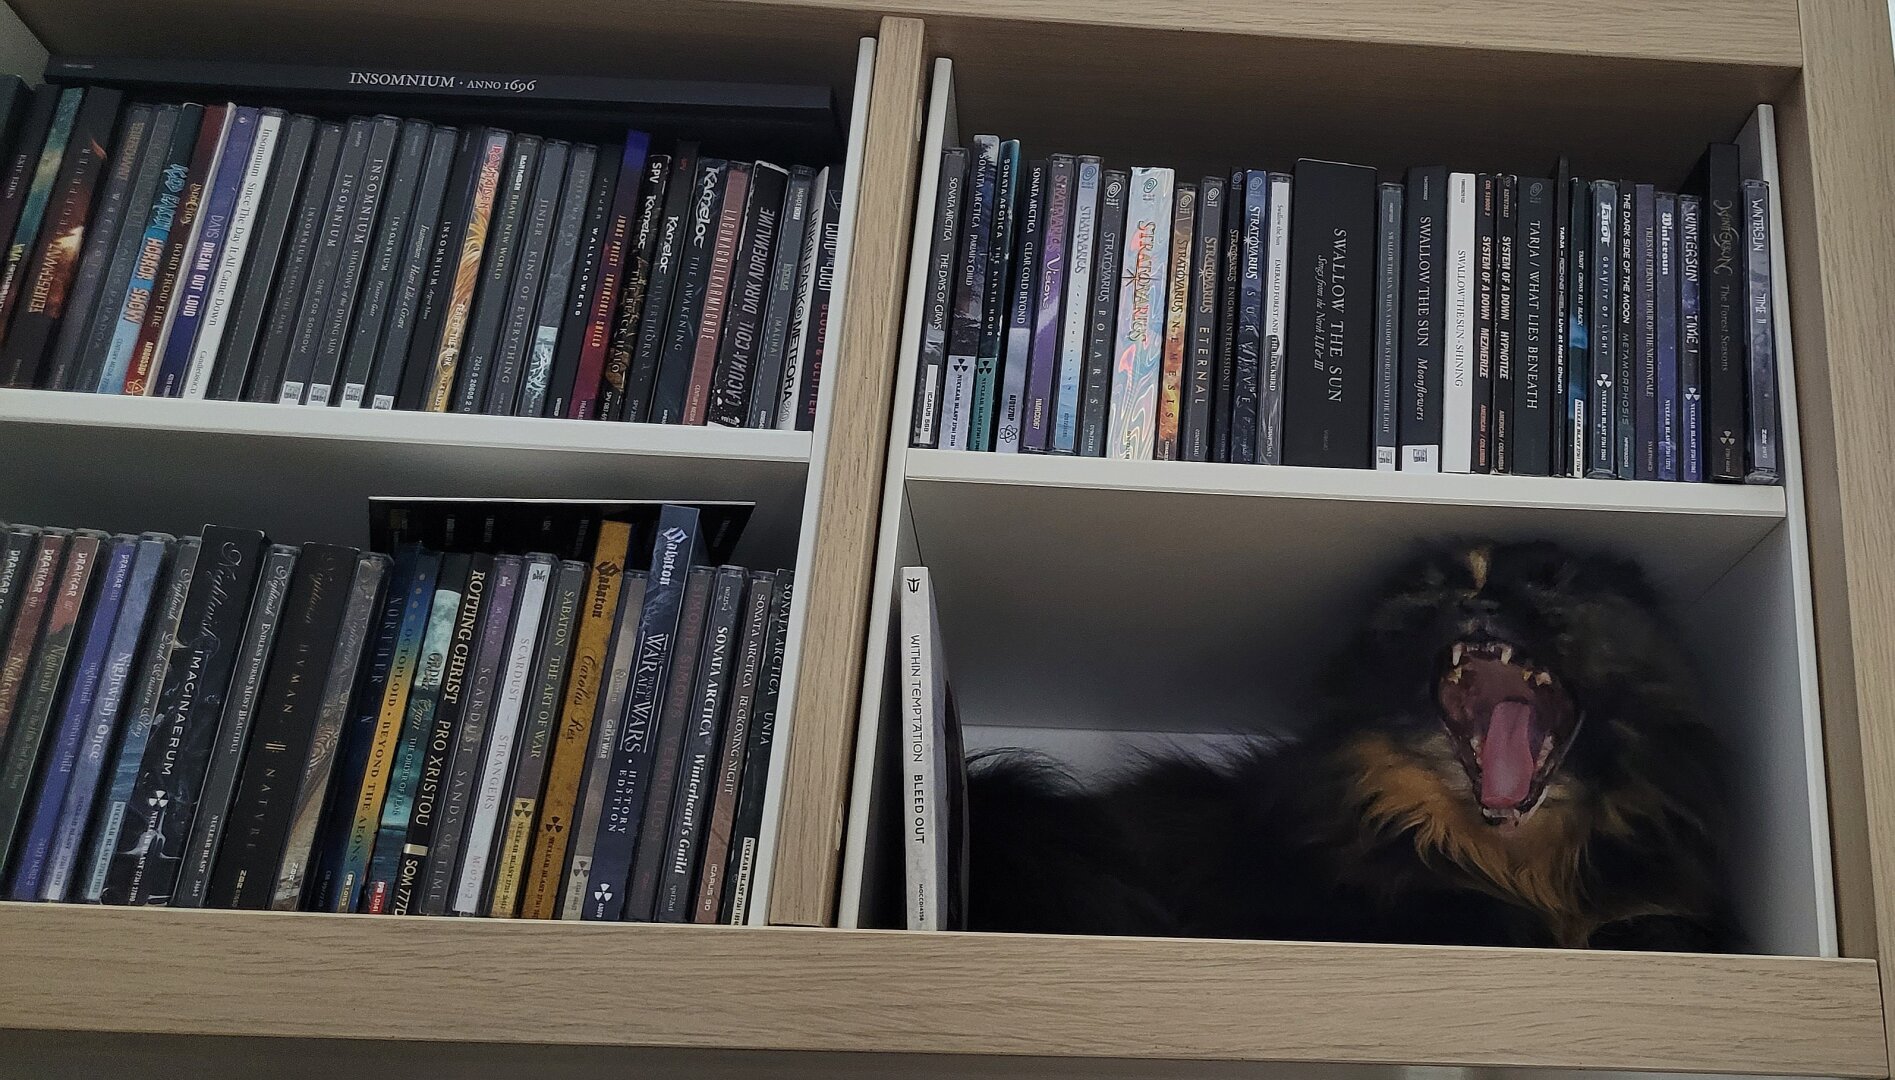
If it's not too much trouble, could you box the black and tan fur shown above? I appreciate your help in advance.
[968,541,1734,950]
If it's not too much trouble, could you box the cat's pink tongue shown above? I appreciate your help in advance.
[1479,701,1537,809]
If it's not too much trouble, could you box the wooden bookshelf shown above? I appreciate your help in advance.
[0,903,1884,1077]
[1,0,1894,1076]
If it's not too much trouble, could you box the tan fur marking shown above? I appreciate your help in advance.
[1345,734,1598,946]
[1465,545,1492,591]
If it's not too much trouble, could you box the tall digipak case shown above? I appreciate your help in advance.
[1282,159,1376,469]
[100,526,266,906]
[708,161,789,428]
[1694,144,1746,482]
[0,87,124,388]
[1742,179,1778,484]
[202,543,357,910]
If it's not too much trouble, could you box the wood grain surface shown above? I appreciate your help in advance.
[1773,81,1878,961]
[1789,0,1895,1061]
[0,905,1882,1076]
[764,0,1801,68]
[5,0,1801,71]
[0,1031,1485,1080]
[769,16,928,928]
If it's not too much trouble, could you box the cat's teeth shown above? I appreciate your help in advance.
[1533,671,1553,687]
[1446,667,1463,683]
[1498,644,1514,664]
[1520,668,1533,682]
[1538,734,1556,764]
[1451,643,1465,665]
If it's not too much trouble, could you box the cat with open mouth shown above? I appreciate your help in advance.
[967,540,1734,950]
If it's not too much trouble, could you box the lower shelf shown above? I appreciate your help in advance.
[0,904,1882,1077]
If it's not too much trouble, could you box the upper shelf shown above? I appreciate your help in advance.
[0,904,1881,1078]
[0,388,812,464]
[907,448,1787,520]
[0,389,813,564]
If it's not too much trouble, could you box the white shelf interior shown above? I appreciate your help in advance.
[0,389,814,568]
[841,68,1836,966]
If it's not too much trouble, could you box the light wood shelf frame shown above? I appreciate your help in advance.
[0,0,1890,1076]
[0,904,1884,1078]
[770,14,929,927]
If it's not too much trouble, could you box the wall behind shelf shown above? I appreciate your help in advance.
[0,0,43,79]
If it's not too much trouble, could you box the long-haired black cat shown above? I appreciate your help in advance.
[968,540,1734,950]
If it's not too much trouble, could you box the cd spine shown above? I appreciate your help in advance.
[1373,182,1402,470]
[1155,183,1195,462]
[911,148,967,448]
[1231,171,1264,465]
[271,552,389,910]
[1679,193,1705,483]
[994,159,1043,455]
[1655,191,1680,481]
[682,161,749,425]
[1472,174,1496,474]
[1632,183,1658,479]
[1107,167,1173,460]
[1051,156,1097,455]
[708,162,789,427]
[1259,172,1293,464]
[1183,176,1225,463]
[970,141,1019,452]
[941,138,998,451]
[1586,180,1618,479]
[1743,178,1779,484]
